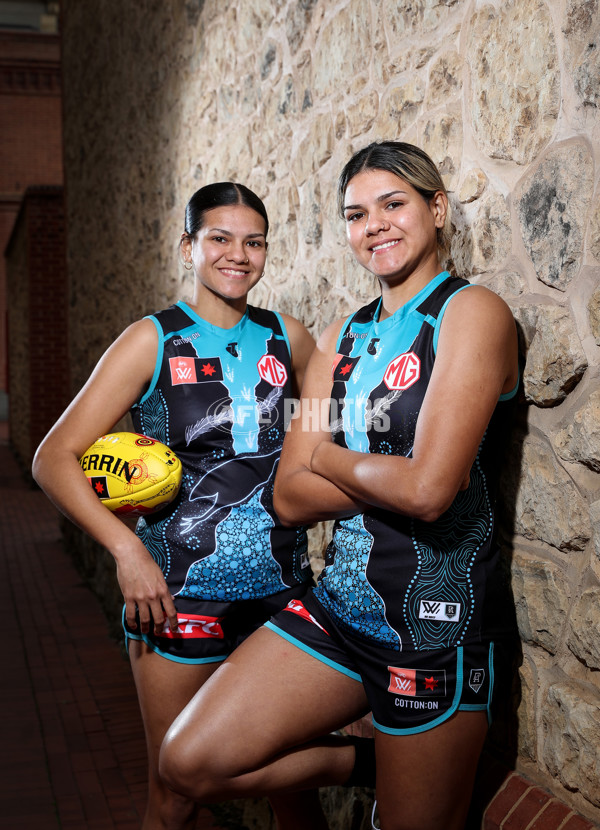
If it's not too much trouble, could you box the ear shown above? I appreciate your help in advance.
[180,232,192,262]
[431,191,448,229]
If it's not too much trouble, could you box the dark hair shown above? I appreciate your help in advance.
[184,182,269,237]
[337,141,449,250]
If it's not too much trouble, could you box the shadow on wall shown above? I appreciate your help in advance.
[466,319,528,828]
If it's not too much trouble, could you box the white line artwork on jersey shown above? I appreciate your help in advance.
[180,447,280,536]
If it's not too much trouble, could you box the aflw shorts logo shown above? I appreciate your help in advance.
[158,614,225,639]
[387,667,447,698]
[169,356,223,385]
[419,600,461,622]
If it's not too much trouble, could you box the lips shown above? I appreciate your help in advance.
[370,239,401,253]
[219,268,250,277]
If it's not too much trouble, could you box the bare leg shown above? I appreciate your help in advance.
[269,790,329,830]
[374,711,488,830]
[129,640,221,830]
[160,627,370,804]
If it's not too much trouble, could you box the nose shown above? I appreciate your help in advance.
[227,242,248,263]
[365,211,389,235]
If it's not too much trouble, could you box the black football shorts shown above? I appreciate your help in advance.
[266,589,506,734]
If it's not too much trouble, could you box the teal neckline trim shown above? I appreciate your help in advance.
[373,271,450,331]
[177,300,249,338]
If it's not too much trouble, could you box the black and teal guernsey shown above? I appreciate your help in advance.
[313,272,517,652]
[131,301,311,602]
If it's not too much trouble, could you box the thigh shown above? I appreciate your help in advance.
[129,639,221,775]
[165,625,370,774]
[375,710,488,830]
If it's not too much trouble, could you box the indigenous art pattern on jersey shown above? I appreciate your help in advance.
[132,303,311,602]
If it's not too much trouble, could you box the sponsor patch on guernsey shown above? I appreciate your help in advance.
[418,600,461,622]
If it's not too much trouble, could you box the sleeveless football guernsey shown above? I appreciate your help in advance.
[313,272,517,651]
[131,302,311,602]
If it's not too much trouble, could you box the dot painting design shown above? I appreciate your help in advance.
[315,514,400,649]
[179,489,287,601]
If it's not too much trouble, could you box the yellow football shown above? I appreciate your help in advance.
[79,432,182,516]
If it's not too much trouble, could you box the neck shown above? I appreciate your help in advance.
[377,259,443,320]
[188,286,248,328]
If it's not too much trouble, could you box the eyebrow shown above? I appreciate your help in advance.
[343,190,409,212]
[208,227,266,238]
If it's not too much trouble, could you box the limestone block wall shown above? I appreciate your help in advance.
[61,0,600,822]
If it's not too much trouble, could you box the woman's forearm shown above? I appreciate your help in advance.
[273,462,366,526]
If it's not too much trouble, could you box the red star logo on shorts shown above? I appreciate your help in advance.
[339,363,353,376]
[201,363,217,376]
[424,676,439,691]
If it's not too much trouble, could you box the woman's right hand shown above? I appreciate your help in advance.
[114,537,179,635]
[32,319,178,629]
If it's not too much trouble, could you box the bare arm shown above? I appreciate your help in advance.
[273,318,370,526]
[310,286,519,521]
[32,319,179,634]
[279,312,317,398]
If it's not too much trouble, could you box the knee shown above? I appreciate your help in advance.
[160,728,243,802]
[159,733,211,801]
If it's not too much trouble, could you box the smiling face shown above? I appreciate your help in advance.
[343,168,447,290]
[181,203,268,310]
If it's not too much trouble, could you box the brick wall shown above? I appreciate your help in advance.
[0,30,62,393]
[6,187,69,470]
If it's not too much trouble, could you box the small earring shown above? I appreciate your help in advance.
[184,260,193,271]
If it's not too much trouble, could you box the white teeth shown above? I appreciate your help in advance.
[372,240,398,251]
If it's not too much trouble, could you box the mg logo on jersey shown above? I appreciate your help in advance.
[257,354,288,386]
[383,351,421,391]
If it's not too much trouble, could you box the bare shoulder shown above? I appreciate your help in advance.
[449,283,513,316]
[443,284,515,334]
[315,317,348,355]
[278,312,313,344]
[114,317,159,349]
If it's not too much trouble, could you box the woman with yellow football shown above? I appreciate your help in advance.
[33,182,344,830]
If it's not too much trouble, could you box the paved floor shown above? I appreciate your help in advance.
[0,430,225,830]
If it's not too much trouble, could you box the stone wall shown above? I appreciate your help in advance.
[60,0,600,824]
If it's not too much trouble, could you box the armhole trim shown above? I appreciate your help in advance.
[136,315,163,406]
[432,284,471,355]
[499,372,520,401]
[272,310,291,358]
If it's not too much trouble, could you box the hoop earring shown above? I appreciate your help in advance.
[184,260,193,271]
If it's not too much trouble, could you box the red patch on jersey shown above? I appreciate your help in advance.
[332,354,360,381]
[383,352,421,391]
[257,354,288,386]
[170,356,197,385]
